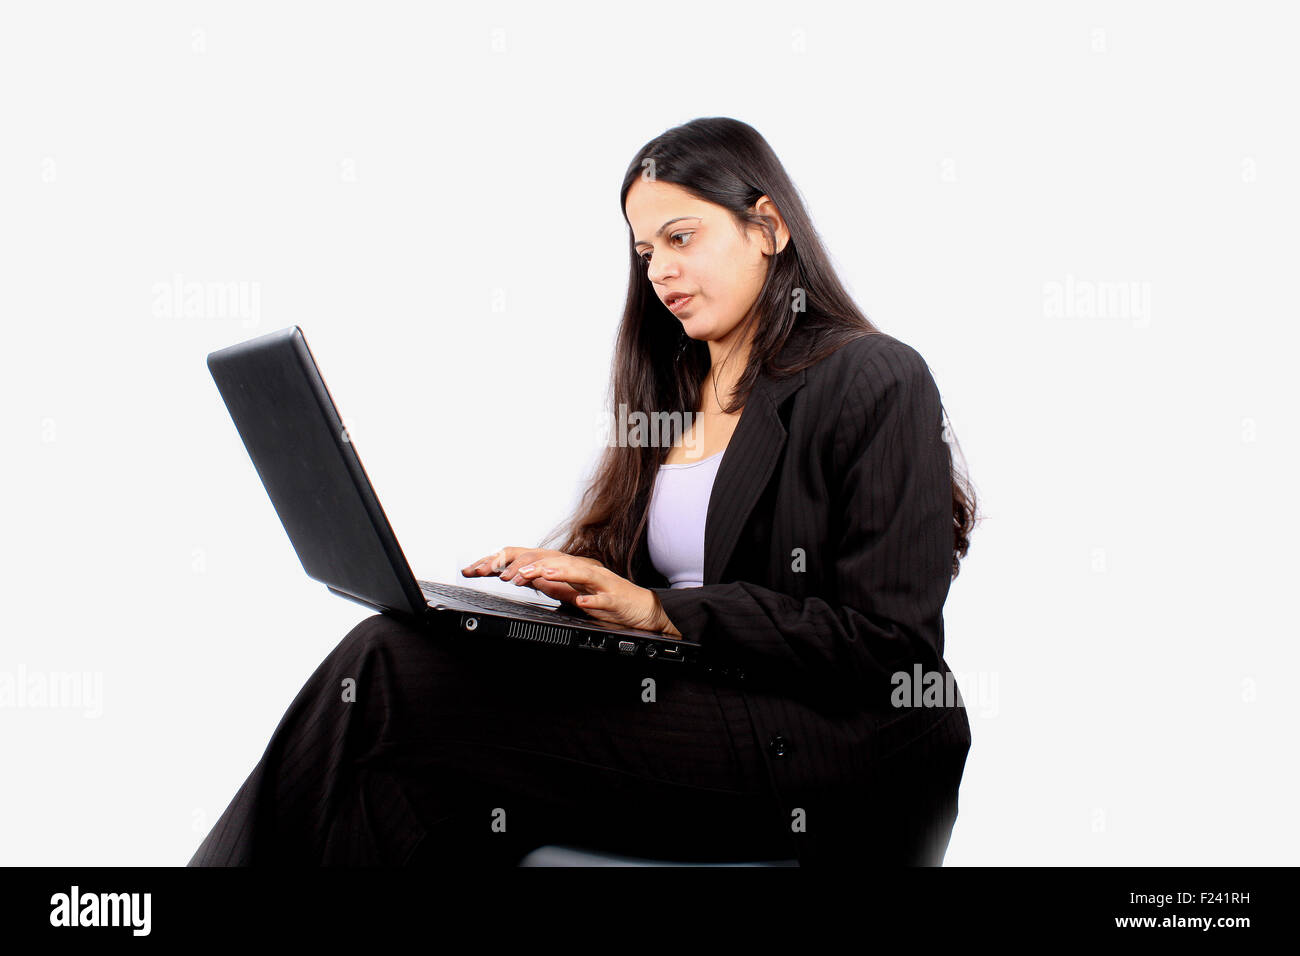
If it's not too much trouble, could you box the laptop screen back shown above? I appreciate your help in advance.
[206,326,425,618]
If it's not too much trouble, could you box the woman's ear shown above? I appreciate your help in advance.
[753,194,790,255]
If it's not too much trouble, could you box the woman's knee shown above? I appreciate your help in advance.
[309,614,451,714]
[324,613,505,718]
[339,613,426,652]
[332,613,466,670]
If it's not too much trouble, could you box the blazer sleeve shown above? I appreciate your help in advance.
[650,341,954,702]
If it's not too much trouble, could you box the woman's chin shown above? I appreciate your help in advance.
[684,325,723,345]
[680,316,708,339]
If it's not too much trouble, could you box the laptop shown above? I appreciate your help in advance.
[206,325,704,667]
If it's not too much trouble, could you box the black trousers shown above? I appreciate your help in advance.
[188,613,963,866]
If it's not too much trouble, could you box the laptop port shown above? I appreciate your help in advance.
[659,645,681,658]
[645,644,658,658]
[617,641,637,656]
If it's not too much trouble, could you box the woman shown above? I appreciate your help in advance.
[189,117,978,867]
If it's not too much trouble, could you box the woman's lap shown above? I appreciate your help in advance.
[343,613,791,862]
[349,613,762,789]
[191,613,795,865]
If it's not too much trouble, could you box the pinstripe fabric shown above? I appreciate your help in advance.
[188,613,797,866]
[190,329,970,867]
[635,329,973,866]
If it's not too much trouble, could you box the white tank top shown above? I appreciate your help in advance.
[646,449,725,589]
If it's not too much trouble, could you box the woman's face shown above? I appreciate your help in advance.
[625,178,788,351]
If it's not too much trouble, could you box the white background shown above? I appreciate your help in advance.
[1,1,1295,866]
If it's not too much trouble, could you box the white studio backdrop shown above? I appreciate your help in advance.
[1,0,1296,866]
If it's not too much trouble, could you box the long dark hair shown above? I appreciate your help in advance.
[540,117,978,581]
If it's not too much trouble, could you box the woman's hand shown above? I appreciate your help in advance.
[510,555,680,636]
[461,546,604,606]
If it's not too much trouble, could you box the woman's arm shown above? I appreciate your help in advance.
[651,341,954,701]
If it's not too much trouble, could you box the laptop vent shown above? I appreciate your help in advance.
[505,620,574,646]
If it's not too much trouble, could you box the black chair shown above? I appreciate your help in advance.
[518,845,799,866]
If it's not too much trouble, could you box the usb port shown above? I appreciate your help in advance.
[659,645,682,658]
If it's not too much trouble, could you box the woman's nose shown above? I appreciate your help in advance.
[647,259,677,284]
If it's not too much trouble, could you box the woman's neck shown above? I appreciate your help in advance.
[700,345,751,414]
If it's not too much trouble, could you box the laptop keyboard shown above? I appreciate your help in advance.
[419,580,567,618]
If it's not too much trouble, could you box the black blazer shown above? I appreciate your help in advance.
[629,329,972,864]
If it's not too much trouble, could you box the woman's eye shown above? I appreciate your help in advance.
[640,231,693,265]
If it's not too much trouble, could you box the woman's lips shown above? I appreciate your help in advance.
[667,294,694,315]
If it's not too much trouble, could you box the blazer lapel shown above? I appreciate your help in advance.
[703,348,808,585]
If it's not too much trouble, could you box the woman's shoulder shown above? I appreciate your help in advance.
[802,329,936,396]
[801,330,945,460]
